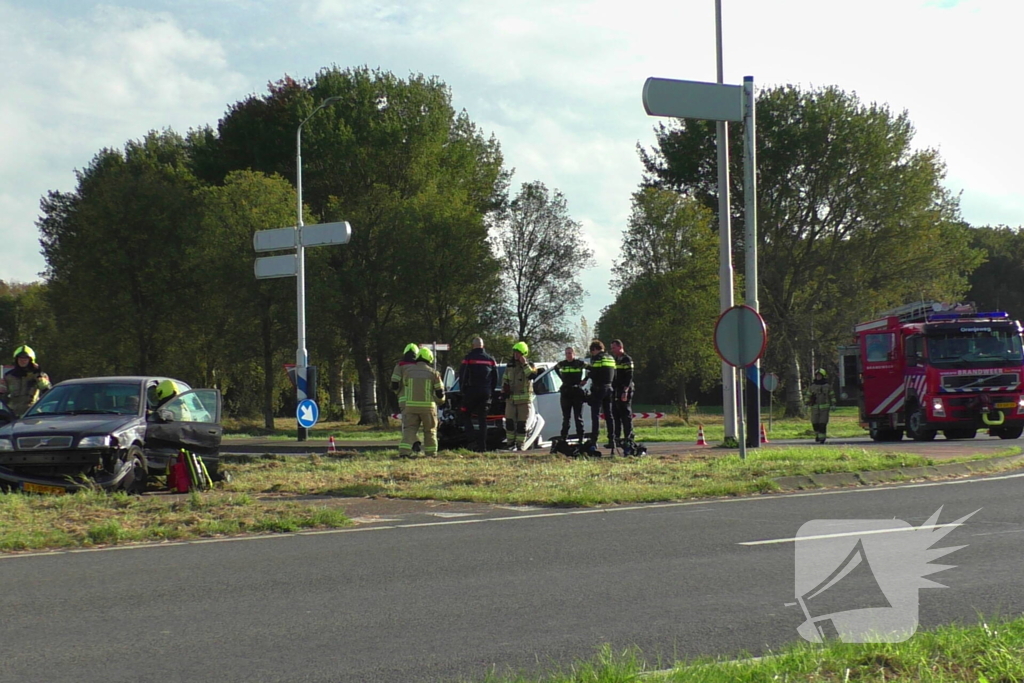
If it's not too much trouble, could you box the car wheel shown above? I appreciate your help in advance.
[120,445,148,495]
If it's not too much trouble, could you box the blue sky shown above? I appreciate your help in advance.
[2,0,1022,328]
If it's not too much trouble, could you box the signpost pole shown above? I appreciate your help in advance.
[743,76,760,449]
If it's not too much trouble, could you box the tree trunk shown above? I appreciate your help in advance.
[328,355,345,421]
[784,353,805,418]
[261,312,275,430]
[354,352,379,425]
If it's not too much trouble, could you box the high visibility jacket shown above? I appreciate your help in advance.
[502,360,536,405]
[390,359,418,407]
[402,362,444,409]
[1,365,52,417]
[807,379,833,409]
[554,359,587,392]
[588,352,616,387]
[612,353,634,392]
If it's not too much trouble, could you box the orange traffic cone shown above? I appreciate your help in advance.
[696,425,708,446]
[328,436,337,453]
[760,424,769,444]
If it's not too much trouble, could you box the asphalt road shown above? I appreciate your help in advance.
[3,468,1024,682]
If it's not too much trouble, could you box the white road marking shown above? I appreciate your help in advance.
[429,512,481,518]
[4,471,1024,560]
[738,523,964,546]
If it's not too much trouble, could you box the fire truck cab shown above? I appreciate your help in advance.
[849,302,1024,442]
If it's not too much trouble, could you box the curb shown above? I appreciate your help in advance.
[772,453,1024,491]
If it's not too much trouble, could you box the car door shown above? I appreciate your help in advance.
[145,389,223,457]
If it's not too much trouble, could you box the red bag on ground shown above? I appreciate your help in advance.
[168,451,190,493]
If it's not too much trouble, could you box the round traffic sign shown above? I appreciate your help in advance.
[762,372,779,392]
[714,305,767,367]
[296,399,319,428]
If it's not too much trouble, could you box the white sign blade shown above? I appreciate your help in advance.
[301,221,352,247]
[254,254,297,279]
[642,77,743,122]
[253,227,296,252]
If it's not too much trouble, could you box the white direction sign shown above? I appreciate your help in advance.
[255,254,297,279]
[253,227,297,253]
[301,221,351,247]
[642,77,743,122]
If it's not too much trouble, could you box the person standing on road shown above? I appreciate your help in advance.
[502,341,536,451]
[585,339,616,455]
[553,346,587,445]
[0,345,52,417]
[609,339,636,455]
[399,347,445,458]
[807,368,834,444]
[458,336,498,452]
[390,343,420,414]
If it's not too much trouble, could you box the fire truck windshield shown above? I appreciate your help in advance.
[926,328,1024,367]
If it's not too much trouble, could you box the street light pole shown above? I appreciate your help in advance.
[294,96,341,441]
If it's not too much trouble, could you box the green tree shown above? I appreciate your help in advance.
[965,226,1024,322]
[193,170,298,427]
[640,85,982,415]
[597,189,720,406]
[491,181,595,346]
[216,67,507,424]
[39,131,203,377]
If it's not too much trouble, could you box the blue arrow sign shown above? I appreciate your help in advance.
[296,399,319,428]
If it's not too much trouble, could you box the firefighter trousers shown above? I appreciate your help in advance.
[505,401,534,448]
[401,406,438,456]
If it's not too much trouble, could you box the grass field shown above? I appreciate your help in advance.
[223,407,870,442]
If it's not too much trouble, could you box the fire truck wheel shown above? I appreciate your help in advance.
[907,410,936,441]
[942,428,977,440]
[992,425,1024,439]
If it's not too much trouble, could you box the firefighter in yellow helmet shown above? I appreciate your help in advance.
[502,341,537,450]
[153,379,192,421]
[390,343,419,413]
[398,347,445,457]
[0,345,52,417]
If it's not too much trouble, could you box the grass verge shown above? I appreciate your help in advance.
[470,615,1024,682]
[0,489,350,553]
[4,443,1019,553]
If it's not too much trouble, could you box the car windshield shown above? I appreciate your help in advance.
[25,381,144,417]
[927,328,1024,366]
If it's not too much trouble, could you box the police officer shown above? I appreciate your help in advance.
[0,345,52,417]
[502,341,536,451]
[390,343,420,413]
[585,339,615,454]
[807,368,834,443]
[458,336,498,452]
[398,347,445,457]
[609,339,635,454]
[553,346,587,445]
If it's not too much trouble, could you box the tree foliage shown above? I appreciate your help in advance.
[640,84,983,413]
[598,189,720,405]
[491,181,595,346]
[965,226,1024,321]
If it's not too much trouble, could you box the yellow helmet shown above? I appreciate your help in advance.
[404,343,419,355]
[13,345,35,362]
[155,379,180,403]
[817,368,827,378]
[417,347,434,363]
[512,341,529,356]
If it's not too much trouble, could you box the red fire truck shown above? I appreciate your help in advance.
[839,302,1024,441]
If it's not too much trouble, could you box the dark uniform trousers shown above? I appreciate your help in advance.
[611,388,634,445]
[559,387,585,441]
[462,392,491,451]
[589,384,614,444]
